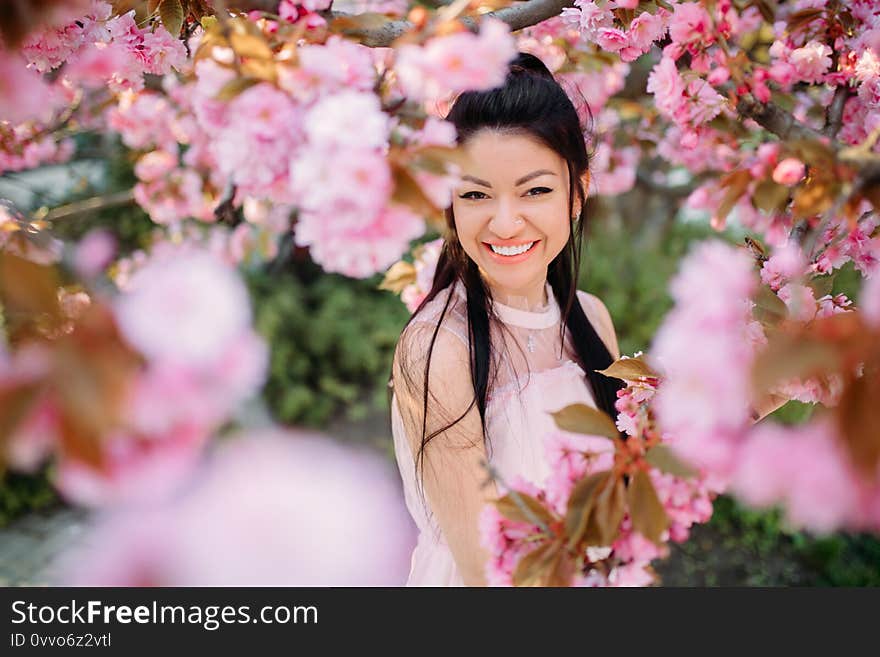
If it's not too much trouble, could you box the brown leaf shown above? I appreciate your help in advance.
[792,177,837,220]
[788,139,835,170]
[787,8,825,34]
[751,334,842,397]
[750,0,775,23]
[378,260,416,294]
[716,170,752,226]
[544,548,576,587]
[564,470,610,548]
[493,491,556,528]
[861,181,880,215]
[215,76,261,101]
[0,253,63,341]
[0,383,42,452]
[239,58,277,82]
[159,0,185,37]
[511,537,576,587]
[229,30,274,60]
[595,356,658,382]
[835,359,880,479]
[627,470,669,545]
[590,476,626,547]
[51,304,143,466]
[550,403,619,440]
[752,179,791,213]
[391,165,442,220]
[410,146,472,176]
[645,444,698,478]
[512,540,557,587]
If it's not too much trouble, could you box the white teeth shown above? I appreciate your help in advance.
[489,241,535,256]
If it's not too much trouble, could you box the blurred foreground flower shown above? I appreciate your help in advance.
[59,430,417,586]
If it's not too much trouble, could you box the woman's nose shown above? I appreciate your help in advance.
[488,201,525,237]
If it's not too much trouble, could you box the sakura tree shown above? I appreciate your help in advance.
[0,0,878,585]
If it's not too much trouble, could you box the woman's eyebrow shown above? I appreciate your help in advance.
[515,169,556,186]
[460,170,557,188]
[461,174,491,187]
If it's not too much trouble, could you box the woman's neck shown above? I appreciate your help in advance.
[485,277,549,311]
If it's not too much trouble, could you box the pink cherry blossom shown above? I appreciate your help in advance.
[772,157,807,185]
[115,250,254,367]
[595,27,628,53]
[647,56,685,120]
[61,431,416,585]
[394,18,517,103]
[294,203,426,278]
[304,90,387,150]
[628,11,666,52]
[73,229,117,279]
[760,241,807,291]
[667,3,715,53]
[789,40,833,84]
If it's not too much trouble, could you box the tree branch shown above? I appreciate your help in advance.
[225,0,574,46]
[461,0,574,33]
[736,93,825,143]
[41,190,136,222]
[824,84,851,139]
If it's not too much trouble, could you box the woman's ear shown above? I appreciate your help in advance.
[573,170,590,217]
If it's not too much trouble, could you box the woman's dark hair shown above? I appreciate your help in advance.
[391,51,625,509]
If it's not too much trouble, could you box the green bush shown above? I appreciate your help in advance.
[0,471,57,528]
[248,257,410,428]
[580,218,720,355]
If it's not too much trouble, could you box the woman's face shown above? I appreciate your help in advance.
[452,129,574,302]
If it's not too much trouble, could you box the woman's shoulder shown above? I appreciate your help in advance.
[395,285,469,362]
[575,289,620,360]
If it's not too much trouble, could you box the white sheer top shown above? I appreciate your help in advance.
[390,279,615,586]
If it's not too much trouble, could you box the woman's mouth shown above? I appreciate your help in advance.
[482,240,540,264]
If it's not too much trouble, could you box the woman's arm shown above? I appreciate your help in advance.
[577,291,621,361]
[392,325,499,586]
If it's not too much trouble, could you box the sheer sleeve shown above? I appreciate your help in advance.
[391,318,499,586]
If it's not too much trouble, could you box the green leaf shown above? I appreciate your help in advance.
[627,470,669,545]
[807,274,835,299]
[645,444,698,478]
[753,284,788,327]
[550,403,619,440]
[159,0,185,37]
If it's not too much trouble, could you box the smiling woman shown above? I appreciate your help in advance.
[388,52,624,587]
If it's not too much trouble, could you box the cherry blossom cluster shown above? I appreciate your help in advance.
[58,430,416,585]
[2,247,268,508]
[479,369,715,587]
[651,239,880,534]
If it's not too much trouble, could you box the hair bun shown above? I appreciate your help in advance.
[508,52,555,81]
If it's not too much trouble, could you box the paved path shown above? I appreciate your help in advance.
[0,506,90,586]
[0,410,395,587]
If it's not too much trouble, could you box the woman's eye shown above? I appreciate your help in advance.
[525,187,553,196]
[459,191,488,200]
